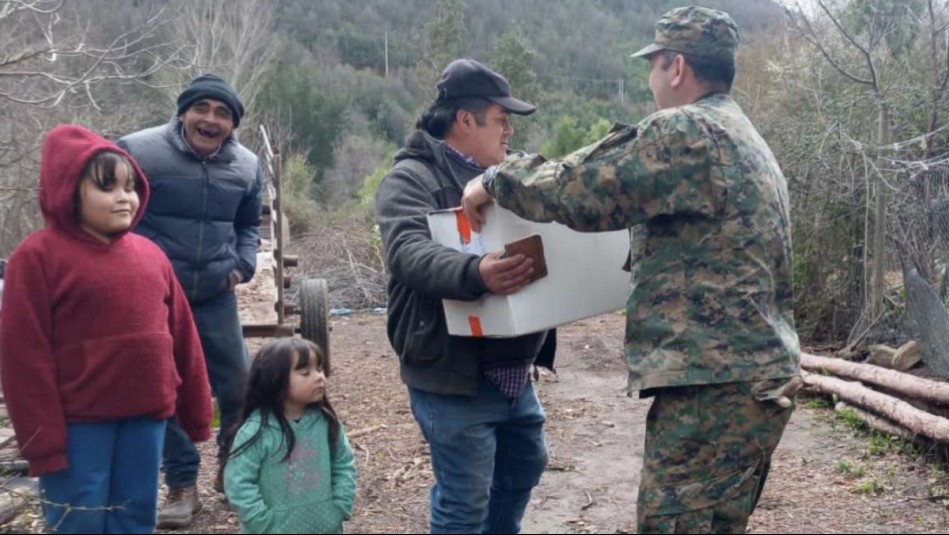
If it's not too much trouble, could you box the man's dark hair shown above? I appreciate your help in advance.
[416,98,491,139]
[0,258,5,279]
[659,50,735,91]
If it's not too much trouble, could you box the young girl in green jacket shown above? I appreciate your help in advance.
[224,338,356,534]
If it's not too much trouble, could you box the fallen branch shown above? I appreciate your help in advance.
[0,461,27,475]
[802,353,949,406]
[389,457,423,484]
[838,308,887,360]
[353,441,370,465]
[0,487,36,526]
[581,490,595,511]
[546,457,577,472]
[348,424,388,439]
[803,371,949,443]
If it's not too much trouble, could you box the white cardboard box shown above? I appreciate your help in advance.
[427,205,630,337]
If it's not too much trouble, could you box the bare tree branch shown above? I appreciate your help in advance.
[164,0,277,114]
[0,47,52,70]
[788,2,874,85]
[0,0,194,255]
[0,0,63,20]
[816,0,880,88]
[0,7,185,107]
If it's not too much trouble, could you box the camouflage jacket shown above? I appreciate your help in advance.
[484,93,801,392]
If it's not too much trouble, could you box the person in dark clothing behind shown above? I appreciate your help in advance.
[375,58,552,534]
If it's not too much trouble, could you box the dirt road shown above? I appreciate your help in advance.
[178,312,948,534]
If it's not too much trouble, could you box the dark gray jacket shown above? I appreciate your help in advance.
[375,130,547,396]
[119,118,263,305]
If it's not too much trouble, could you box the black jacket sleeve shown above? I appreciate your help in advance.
[375,164,488,301]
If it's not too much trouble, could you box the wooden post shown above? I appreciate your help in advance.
[274,145,285,325]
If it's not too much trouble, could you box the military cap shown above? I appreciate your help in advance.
[631,6,739,62]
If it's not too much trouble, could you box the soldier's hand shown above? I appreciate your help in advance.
[462,176,493,232]
[479,251,534,295]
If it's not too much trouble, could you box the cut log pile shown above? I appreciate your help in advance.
[802,351,949,444]
[0,403,35,528]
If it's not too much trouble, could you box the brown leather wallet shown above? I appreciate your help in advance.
[503,234,548,284]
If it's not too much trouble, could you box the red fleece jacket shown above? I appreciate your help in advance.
[0,125,213,477]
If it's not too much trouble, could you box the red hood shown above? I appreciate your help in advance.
[39,125,150,240]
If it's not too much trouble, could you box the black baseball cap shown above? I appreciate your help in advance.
[436,59,536,115]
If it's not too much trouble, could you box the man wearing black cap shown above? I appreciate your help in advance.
[119,73,262,529]
[375,58,550,533]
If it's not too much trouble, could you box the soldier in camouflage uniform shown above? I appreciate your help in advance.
[461,6,802,534]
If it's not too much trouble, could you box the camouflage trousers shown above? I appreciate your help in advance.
[636,378,798,534]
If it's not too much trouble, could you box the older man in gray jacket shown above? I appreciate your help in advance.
[119,73,262,529]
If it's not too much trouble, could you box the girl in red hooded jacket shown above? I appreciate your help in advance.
[0,125,213,534]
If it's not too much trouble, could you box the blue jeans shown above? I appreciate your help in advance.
[408,379,549,534]
[163,290,249,489]
[40,418,166,534]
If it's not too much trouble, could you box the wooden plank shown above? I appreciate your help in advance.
[242,324,294,338]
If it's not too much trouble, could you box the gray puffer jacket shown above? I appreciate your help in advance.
[119,118,263,305]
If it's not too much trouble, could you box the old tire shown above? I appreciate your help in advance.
[299,278,330,362]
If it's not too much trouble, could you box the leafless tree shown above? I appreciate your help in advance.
[0,0,184,109]
[0,0,188,256]
[162,0,277,115]
[787,0,903,331]
[919,0,949,160]
[323,134,394,205]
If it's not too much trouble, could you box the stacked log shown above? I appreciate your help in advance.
[801,352,949,444]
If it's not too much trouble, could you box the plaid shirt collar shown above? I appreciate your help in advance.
[441,141,484,172]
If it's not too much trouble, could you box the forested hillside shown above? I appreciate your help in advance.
[4,0,949,347]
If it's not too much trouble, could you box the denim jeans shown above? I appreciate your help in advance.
[40,418,166,534]
[408,379,549,534]
[163,290,249,489]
